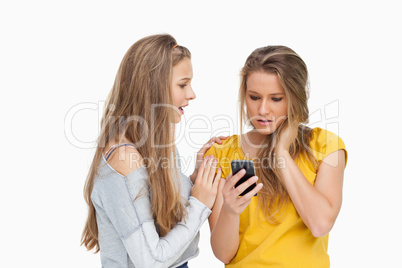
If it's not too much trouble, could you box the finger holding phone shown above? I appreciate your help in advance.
[221,161,263,216]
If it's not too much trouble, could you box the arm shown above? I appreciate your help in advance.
[123,196,210,267]
[210,171,263,264]
[96,147,221,267]
[277,128,346,237]
[208,178,225,232]
[278,149,345,237]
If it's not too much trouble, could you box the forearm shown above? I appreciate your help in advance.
[210,209,239,264]
[208,204,221,233]
[124,197,211,267]
[278,151,339,237]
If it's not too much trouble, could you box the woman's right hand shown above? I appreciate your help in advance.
[221,170,263,215]
[191,155,222,210]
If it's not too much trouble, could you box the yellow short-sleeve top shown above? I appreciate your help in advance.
[204,127,347,268]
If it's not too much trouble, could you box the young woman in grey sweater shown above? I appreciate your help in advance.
[81,34,225,268]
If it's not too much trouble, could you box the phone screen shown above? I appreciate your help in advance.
[231,160,257,196]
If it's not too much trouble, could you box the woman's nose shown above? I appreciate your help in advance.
[187,86,196,100]
[258,100,270,115]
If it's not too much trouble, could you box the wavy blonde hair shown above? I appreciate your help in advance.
[81,34,191,252]
[239,46,318,223]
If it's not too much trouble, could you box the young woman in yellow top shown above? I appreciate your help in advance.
[206,46,347,267]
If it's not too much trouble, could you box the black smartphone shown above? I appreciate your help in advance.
[231,160,257,196]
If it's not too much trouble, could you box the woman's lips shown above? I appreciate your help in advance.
[178,107,184,114]
[257,119,272,126]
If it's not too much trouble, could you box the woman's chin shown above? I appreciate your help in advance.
[175,114,182,123]
[253,126,275,136]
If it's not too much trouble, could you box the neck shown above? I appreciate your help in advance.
[241,130,268,159]
[246,130,266,146]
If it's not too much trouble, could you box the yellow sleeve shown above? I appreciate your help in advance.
[310,128,348,168]
[204,140,235,178]
[204,145,217,158]
[204,144,226,175]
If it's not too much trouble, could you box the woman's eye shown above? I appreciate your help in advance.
[250,95,260,100]
[272,97,283,102]
[179,84,187,89]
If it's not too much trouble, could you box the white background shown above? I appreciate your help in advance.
[1,0,401,267]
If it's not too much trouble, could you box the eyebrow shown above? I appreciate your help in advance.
[178,77,192,81]
[247,90,284,95]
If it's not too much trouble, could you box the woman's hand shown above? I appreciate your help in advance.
[221,170,263,215]
[190,136,228,183]
[277,124,296,154]
[191,155,222,210]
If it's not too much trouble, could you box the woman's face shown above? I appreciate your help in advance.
[245,71,288,135]
[171,58,196,123]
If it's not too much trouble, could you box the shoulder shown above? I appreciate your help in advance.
[106,145,145,176]
[207,135,239,153]
[309,127,346,150]
[309,127,347,165]
[205,135,241,159]
[92,150,149,208]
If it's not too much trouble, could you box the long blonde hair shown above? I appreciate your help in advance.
[239,46,318,223]
[81,34,191,252]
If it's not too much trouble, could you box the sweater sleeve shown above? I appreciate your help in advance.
[91,168,211,268]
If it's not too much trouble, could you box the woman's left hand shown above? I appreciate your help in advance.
[190,136,228,183]
[277,124,295,153]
